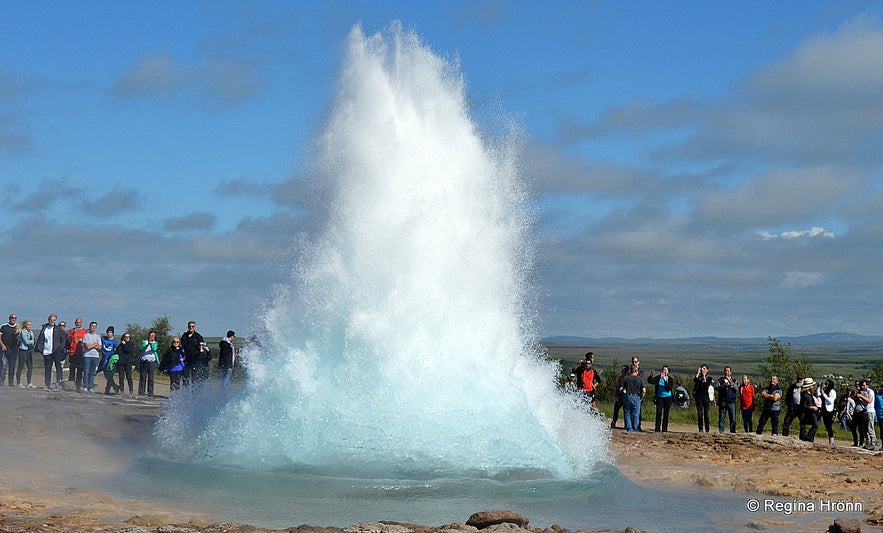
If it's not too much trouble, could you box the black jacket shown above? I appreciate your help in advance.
[35,324,65,357]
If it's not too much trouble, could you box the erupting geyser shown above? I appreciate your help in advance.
[157,22,609,480]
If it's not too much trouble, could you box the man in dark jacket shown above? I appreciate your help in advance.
[179,320,205,386]
[35,314,66,390]
[218,330,236,387]
[717,366,739,433]
[781,373,805,437]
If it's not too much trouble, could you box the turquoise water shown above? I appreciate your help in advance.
[111,455,849,532]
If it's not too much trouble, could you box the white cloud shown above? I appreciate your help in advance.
[758,227,836,240]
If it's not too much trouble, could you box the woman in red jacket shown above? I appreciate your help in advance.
[740,375,756,433]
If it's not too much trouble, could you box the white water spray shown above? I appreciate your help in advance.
[157,22,609,479]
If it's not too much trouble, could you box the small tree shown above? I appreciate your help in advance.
[758,336,814,386]
[124,315,174,361]
[867,360,883,384]
[595,357,622,402]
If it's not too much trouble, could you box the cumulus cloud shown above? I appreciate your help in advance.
[535,14,883,337]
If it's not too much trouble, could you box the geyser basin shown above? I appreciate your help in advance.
[156,21,609,481]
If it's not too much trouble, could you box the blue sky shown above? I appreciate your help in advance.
[2,1,882,338]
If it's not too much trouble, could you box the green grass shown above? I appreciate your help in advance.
[595,398,863,442]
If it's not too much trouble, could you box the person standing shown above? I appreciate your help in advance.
[647,366,673,432]
[781,373,805,437]
[116,332,135,395]
[693,364,714,433]
[858,379,877,450]
[571,352,601,407]
[65,318,87,392]
[620,365,645,432]
[755,375,782,436]
[35,314,65,390]
[218,330,236,387]
[179,321,205,386]
[716,366,738,433]
[138,331,158,397]
[161,337,186,391]
[610,364,630,429]
[819,379,838,445]
[15,320,36,387]
[739,375,756,433]
[798,378,820,442]
[1,313,19,386]
[81,322,101,393]
[100,326,120,395]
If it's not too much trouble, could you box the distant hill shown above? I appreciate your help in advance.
[542,332,883,348]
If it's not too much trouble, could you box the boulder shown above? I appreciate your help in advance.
[465,511,529,529]
[828,517,861,533]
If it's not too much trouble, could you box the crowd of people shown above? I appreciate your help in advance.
[0,313,239,396]
[567,352,883,448]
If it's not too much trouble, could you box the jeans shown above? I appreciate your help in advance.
[719,402,736,433]
[221,367,233,387]
[0,350,7,385]
[82,357,99,390]
[624,394,641,432]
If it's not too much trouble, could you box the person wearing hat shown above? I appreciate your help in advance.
[797,377,819,442]
[564,373,578,393]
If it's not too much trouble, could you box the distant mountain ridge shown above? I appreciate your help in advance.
[543,332,883,347]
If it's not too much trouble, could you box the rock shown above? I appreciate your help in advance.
[343,523,413,533]
[828,517,861,533]
[483,524,531,533]
[466,511,529,529]
[434,525,479,533]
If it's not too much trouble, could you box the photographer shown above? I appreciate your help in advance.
[716,366,738,433]
[693,364,714,433]
[647,366,673,432]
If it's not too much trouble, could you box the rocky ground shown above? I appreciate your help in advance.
[0,386,879,532]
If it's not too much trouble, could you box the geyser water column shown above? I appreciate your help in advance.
[157,22,609,480]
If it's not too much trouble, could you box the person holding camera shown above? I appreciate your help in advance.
[693,364,714,433]
[716,366,738,433]
[647,365,673,432]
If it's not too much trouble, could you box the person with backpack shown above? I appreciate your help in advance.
[780,373,805,437]
[674,381,690,409]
